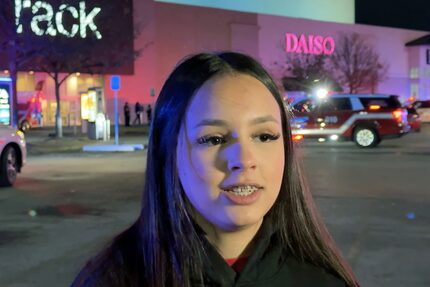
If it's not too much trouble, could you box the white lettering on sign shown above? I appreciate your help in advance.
[15,0,102,39]
[285,33,335,55]
[56,4,79,37]
[324,116,338,123]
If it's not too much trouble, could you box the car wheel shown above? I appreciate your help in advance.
[20,120,31,132]
[0,146,18,187]
[353,127,379,148]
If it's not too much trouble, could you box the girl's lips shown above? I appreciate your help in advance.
[222,188,262,205]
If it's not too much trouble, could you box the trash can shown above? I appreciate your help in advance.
[88,113,106,140]
[87,121,96,140]
[105,118,111,141]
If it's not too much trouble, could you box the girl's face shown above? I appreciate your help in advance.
[176,73,285,232]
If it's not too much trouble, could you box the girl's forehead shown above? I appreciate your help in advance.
[185,74,280,121]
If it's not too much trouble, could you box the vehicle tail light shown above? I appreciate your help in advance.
[369,105,381,110]
[392,109,406,123]
[293,134,304,141]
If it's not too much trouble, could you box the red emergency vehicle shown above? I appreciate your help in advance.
[290,94,410,148]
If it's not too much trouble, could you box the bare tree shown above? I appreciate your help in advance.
[0,1,43,128]
[329,32,388,94]
[276,53,341,93]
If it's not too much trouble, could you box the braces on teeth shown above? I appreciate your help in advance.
[226,186,259,196]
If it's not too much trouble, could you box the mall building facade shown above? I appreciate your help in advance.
[2,0,430,126]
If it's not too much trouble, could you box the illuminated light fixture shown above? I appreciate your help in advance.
[76,72,81,76]
[293,134,304,141]
[330,135,339,141]
[369,105,381,110]
[318,138,326,142]
[80,93,89,120]
[317,118,324,122]
[320,122,326,128]
[29,71,34,74]
[408,96,416,102]
[316,87,329,99]
[392,110,402,118]
[3,70,9,74]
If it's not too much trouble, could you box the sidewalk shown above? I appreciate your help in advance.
[24,125,150,156]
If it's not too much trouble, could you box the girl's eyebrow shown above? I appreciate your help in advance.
[193,115,279,129]
[193,119,228,129]
[249,115,279,125]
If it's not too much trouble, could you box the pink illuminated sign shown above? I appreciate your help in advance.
[285,33,335,55]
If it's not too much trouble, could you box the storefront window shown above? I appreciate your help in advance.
[409,68,419,79]
[17,72,36,91]
[410,83,419,99]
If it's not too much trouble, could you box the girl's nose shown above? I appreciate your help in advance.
[226,141,257,172]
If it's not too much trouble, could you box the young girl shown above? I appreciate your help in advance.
[72,52,359,287]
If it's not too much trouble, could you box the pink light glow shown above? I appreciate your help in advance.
[285,33,335,55]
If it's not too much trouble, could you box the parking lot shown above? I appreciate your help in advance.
[0,125,429,286]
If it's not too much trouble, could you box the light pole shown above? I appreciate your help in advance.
[110,76,121,145]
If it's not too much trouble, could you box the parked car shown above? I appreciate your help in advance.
[0,126,26,187]
[406,107,421,132]
[290,94,410,148]
[411,100,430,122]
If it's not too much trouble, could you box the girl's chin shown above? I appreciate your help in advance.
[213,214,264,232]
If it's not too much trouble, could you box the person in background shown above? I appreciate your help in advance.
[72,52,359,287]
[133,102,142,125]
[123,102,130,127]
[146,104,152,124]
[139,103,144,124]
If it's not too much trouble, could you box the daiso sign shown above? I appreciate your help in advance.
[285,33,335,55]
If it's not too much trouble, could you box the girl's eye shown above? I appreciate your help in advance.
[257,133,281,142]
[197,135,226,146]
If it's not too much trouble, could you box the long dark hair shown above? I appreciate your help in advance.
[72,52,359,287]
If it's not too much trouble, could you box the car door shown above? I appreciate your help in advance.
[314,97,354,136]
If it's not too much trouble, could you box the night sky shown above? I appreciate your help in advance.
[356,0,430,32]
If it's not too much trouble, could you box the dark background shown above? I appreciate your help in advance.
[356,0,430,32]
